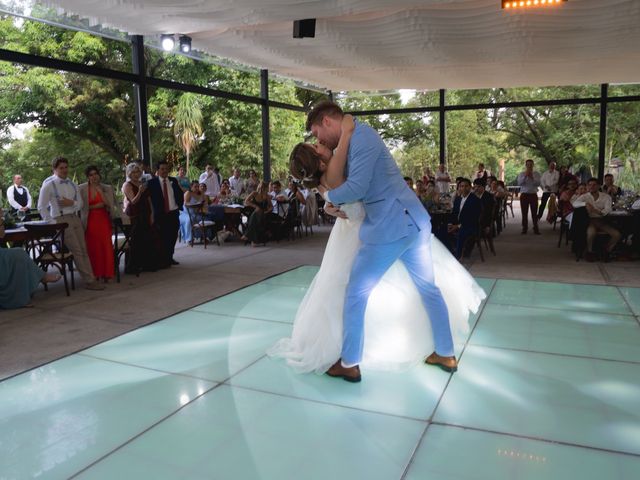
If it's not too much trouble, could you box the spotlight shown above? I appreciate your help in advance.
[161,34,175,51]
[179,35,192,53]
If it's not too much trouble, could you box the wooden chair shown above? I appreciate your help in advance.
[112,217,132,282]
[25,222,75,296]
[186,203,218,247]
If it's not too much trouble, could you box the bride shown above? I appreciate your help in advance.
[267,115,486,374]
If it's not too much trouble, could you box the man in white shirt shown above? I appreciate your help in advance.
[577,177,621,262]
[435,164,451,195]
[228,168,245,197]
[37,157,104,290]
[517,159,541,235]
[269,180,288,217]
[198,164,220,198]
[6,174,32,215]
[538,161,560,220]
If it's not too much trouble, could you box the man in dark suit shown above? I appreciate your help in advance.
[474,177,496,254]
[148,160,184,266]
[448,178,482,259]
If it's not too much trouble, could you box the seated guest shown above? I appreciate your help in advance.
[176,166,191,193]
[448,178,482,259]
[404,176,414,191]
[246,169,260,194]
[1,208,61,309]
[179,181,207,244]
[270,180,289,217]
[242,181,272,246]
[473,178,495,237]
[79,166,117,282]
[286,179,306,206]
[559,178,578,220]
[603,173,621,201]
[558,165,578,192]
[572,182,587,202]
[577,178,621,262]
[421,180,441,214]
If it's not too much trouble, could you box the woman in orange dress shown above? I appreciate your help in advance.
[79,166,115,281]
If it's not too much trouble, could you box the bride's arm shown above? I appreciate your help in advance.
[323,114,355,189]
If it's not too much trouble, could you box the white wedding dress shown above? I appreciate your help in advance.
[267,201,486,373]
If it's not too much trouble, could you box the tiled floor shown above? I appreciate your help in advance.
[1,266,639,479]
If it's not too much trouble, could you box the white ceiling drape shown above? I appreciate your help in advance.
[41,0,640,91]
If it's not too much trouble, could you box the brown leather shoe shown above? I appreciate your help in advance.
[326,359,361,383]
[425,352,458,373]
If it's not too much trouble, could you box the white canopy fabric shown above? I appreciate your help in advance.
[43,0,640,92]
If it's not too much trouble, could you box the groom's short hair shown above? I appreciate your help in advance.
[306,101,344,131]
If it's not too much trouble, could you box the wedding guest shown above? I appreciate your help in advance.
[122,162,163,273]
[179,181,207,244]
[538,161,560,219]
[422,167,435,183]
[37,157,104,290]
[558,165,578,192]
[242,181,272,246]
[421,181,440,213]
[79,166,116,282]
[6,174,32,216]
[559,178,578,222]
[213,179,233,205]
[577,178,621,262]
[474,178,496,237]
[448,178,482,259]
[246,169,260,194]
[270,180,289,217]
[404,176,414,191]
[148,160,184,266]
[475,163,489,182]
[435,164,451,195]
[603,174,621,201]
[517,159,541,235]
[176,165,191,193]
[1,208,61,308]
[573,182,587,201]
[199,164,220,198]
[229,168,246,196]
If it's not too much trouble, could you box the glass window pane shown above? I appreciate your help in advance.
[609,83,640,97]
[446,85,600,106]
[606,101,640,192]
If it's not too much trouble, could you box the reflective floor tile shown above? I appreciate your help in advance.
[193,283,308,323]
[475,277,496,294]
[405,425,640,480]
[262,265,320,287]
[76,385,425,480]
[229,356,451,420]
[489,280,631,315]
[83,311,291,382]
[433,345,640,455]
[619,286,640,316]
[471,304,640,362]
[0,356,213,480]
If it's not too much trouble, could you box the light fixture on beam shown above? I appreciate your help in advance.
[161,34,175,51]
[179,35,192,53]
[503,0,566,8]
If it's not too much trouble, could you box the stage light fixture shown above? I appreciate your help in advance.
[502,0,566,7]
[161,34,175,51]
[179,35,192,53]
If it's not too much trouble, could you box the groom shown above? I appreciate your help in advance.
[308,101,457,382]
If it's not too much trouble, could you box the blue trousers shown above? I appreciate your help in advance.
[342,224,454,366]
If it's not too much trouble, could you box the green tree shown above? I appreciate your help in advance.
[173,93,203,173]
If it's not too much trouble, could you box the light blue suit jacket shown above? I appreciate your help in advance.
[327,121,431,245]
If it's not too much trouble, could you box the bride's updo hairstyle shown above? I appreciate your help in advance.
[289,143,322,189]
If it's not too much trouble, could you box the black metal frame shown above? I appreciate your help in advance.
[2,32,640,179]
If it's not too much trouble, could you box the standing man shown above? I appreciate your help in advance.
[538,161,560,219]
[229,168,246,197]
[435,164,451,195]
[6,174,32,216]
[148,160,184,267]
[517,159,541,235]
[37,157,104,290]
[199,164,220,198]
[307,101,456,381]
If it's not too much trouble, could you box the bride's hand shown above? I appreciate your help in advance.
[324,202,348,220]
[341,114,355,134]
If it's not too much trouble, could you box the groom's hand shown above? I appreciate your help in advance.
[324,202,347,219]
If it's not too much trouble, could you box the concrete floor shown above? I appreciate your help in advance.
[1,205,638,381]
